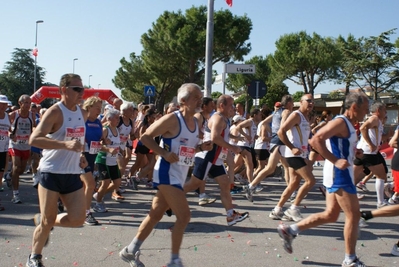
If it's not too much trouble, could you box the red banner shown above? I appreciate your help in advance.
[31,86,119,105]
[226,0,232,7]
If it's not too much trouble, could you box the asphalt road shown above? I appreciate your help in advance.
[1,162,398,267]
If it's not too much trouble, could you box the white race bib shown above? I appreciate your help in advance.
[178,145,195,166]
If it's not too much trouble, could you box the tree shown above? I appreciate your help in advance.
[113,5,252,110]
[211,91,222,99]
[292,91,304,102]
[344,29,399,100]
[269,31,341,96]
[0,48,45,104]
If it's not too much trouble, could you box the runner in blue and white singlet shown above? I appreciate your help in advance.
[153,110,198,189]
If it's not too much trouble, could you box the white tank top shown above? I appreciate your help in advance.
[153,111,199,187]
[254,121,270,150]
[0,113,10,152]
[237,119,257,147]
[39,102,85,174]
[284,110,310,158]
[105,127,121,166]
[10,111,34,151]
[357,117,383,154]
[229,125,238,145]
[117,117,132,150]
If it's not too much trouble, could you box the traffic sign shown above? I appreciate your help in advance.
[144,85,155,97]
[248,80,267,99]
[225,64,256,74]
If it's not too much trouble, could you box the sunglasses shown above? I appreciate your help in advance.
[303,99,313,103]
[67,86,85,93]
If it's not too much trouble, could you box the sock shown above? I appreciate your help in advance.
[289,224,299,235]
[13,190,19,196]
[30,253,42,259]
[127,237,143,255]
[375,178,385,204]
[360,210,373,220]
[274,206,282,212]
[171,253,179,262]
[226,209,234,217]
[290,204,298,210]
[199,193,206,198]
[248,183,255,190]
[344,254,356,263]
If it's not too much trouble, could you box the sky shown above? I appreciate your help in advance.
[1,0,399,100]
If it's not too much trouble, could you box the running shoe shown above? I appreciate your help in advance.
[255,184,263,193]
[167,258,184,267]
[384,183,393,198]
[119,247,145,267]
[93,203,107,213]
[230,186,243,195]
[277,223,295,254]
[242,185,254,202]
[130,176,140,191]
[85,212,99,226]
[26,254,44,267]
[377,200,390,209]
[356,182,369,193]
[11,194,22,204]
[112,191,125,201]
[269,209,284,220]
[284,209,303,222]
[234,174,248,185]
[391,243,399,256]
[226,210,249,226]
[4,172,11,189]
[57,200,64,213]
[198,194,216,206]
[341,257,366,267]
[388,198,399,205]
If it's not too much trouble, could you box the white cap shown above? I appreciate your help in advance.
[104,104,113,110]
[0,95,9,104]
[232,115,245,123]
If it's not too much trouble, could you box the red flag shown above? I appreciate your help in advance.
[32,47,38,57]
[226,0,232,7]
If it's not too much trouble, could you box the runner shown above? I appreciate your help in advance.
[0,95,11,211]
[26,73,88,267]
[277,92,369,267]
[119,83,211,267]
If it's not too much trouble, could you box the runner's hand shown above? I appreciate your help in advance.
[79,154,88,169]
[334,158,350,170]
[164,151,179,163]
[65,140,83,152]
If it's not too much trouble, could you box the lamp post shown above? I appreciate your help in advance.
[33,20,44,93]
[73,58,78,74]
[98,84,101,89]
[88,75,92,88]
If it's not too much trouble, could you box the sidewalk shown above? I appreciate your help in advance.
[0,162,398,267]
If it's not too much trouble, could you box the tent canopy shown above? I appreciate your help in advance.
[31,86,119,105]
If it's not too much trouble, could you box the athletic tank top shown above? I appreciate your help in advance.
[10,111,34,150]
[196,112,229,165]
[117,116,133,150]
[284,110,311,158]
[323,115,357,188]
[153,111,199,187]
[105,127,121,166]
[0,113,10,152]
[84,118,103,154]
[254,121,271,150]
[39,102,85,174]
[357,117,383,154]
[237,119,257,147]
[271,108,283,136]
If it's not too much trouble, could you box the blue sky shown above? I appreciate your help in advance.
[1,0,398,99]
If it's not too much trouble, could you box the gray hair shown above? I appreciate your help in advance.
[281,95,293,106]
[344,92,368,110]
[370,101,385,113]
[105,108,120,120]
[177,83,201,105]
[120,102,134,111]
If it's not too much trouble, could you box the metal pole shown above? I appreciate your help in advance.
[204,0,214,97]
[34,20,44,93]
[73,58,78,74]
[89,75,92,88]
[255,81,259,107]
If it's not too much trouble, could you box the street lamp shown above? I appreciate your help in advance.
[88,75,92,88]
[98,84,101,89]
[73,58,78,74]
[33,20,44,93]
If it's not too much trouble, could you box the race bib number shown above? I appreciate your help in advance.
[65,127,85,144]
[0,129,8,141]
[120,134,128,144]
[178,145,195,166]
[301,145,309,158]
[16,134,29,144]
[218,147,228,160]
[89,141,101,154]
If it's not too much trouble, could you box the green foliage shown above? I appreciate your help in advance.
[292,91,304,102]
[0,48,45,104]
[211,91,222,99]
[328,90,345,99]
[113,5,252,110]
[270,31,341,95]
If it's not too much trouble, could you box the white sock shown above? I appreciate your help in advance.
[376,178,385,204]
